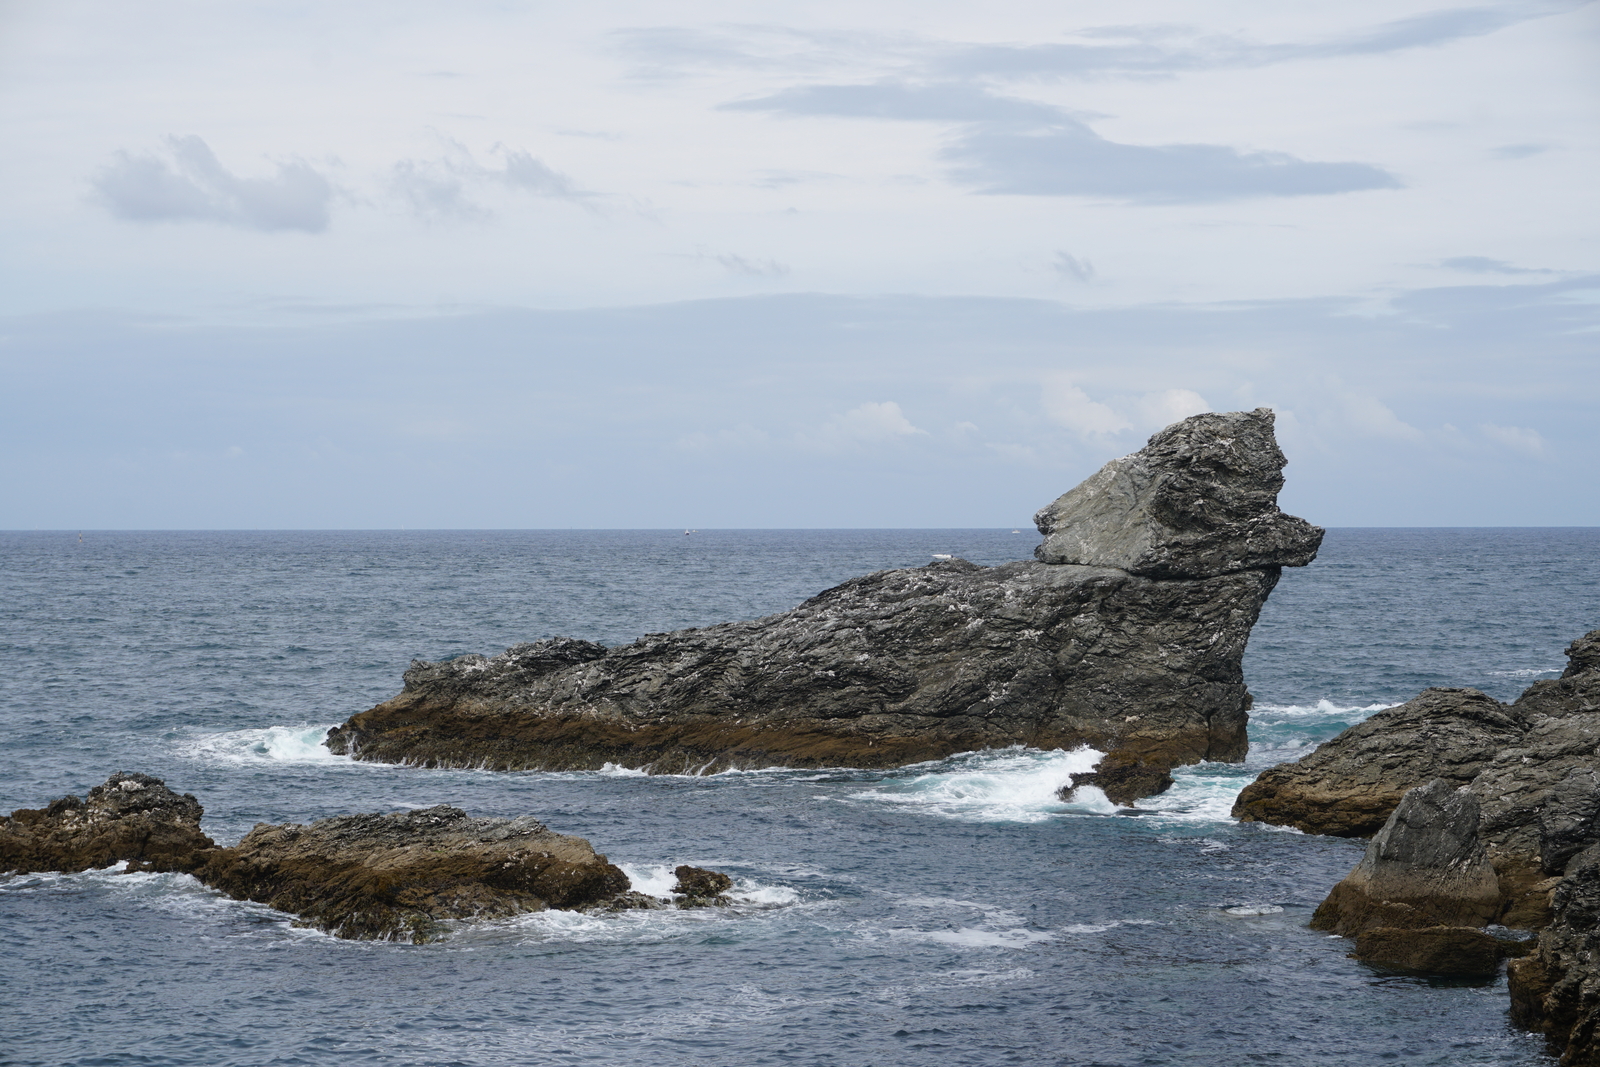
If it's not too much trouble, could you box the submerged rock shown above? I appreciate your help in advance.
[0,772,215,875]
[1353,926,1507,978]
[327,409,1320,802]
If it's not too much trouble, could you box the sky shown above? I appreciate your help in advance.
[1,0,1596,529]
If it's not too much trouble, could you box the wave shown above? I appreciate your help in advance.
[176,724,352,765]
[848,746,1106,823]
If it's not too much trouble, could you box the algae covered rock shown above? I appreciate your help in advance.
[193,805,631,942]
[0,771,216,875]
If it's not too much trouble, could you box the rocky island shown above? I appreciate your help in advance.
[1,772,733,942]
[325,408,1322,803]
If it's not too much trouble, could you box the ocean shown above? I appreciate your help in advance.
[2,527,1597,1067]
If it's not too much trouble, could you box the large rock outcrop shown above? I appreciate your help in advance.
[1241,631,1600,1061]
[326,409,1321,800]
[1231,687,1526,837]
[2,774,719,943]
[0,771,214,874]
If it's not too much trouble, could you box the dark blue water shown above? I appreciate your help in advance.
[2,528,1597,1067]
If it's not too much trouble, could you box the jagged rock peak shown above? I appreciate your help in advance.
[1033,408,1324,579]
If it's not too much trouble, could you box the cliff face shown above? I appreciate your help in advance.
[326,409,1322,800]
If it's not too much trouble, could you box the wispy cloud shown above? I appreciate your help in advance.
[1439,256,1558,275]
[797,401,927,450]
[727,81,1399,202]
[92,135,334,233]
[1052,252,1095,283]
[390,141,590,221]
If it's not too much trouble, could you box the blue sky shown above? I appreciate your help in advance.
[1,0,1596,528]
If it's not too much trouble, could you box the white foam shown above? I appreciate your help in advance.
[1488,668,1560,678]
[1252,699,1396,719]
[1223,904,1285,916]
[596,763,649,777]
[924,926,1055,948]
[849,746,1104,823]
[616,863,800,906]
[178,724,350,765]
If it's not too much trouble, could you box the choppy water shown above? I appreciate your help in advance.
[2,527,1597,1067]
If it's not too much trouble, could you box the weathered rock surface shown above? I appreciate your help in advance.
[1257,632,1600,1062]
[192,805,631,942]
[1232,688,1524,837]
[3,774,728,943]
[1311,779,1502,938]
[327,410,1321,801]
[0,771,215,875]
[1511,845,1600,1065]
[1353,926,1508,978]
[1033,407,1322,577]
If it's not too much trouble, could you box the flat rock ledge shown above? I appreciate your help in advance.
[2,774,732,943]
[1249,631,1600,1062]
[327,409,1321,804]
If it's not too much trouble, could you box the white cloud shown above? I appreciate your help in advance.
[1041,378,1131,436]
[1052,251,1095,283]
[1342,394,1424,441]
[1478,422,1545,456]
[1135,389,1210,428]
[797,401,927,450]
[389,142,587,221]
[92,135,333,233]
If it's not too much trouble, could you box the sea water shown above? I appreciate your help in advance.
[1,527,1597,1067]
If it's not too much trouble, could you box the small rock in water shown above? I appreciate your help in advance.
[672,864,734,906]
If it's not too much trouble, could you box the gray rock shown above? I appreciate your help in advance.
[1232,688,1523,837]
[1032,408,1323,578]
[327,410,1319,802]
[1311,779,1502,937]
[1510,844,1600,1064]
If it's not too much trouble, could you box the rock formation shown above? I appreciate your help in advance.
[191,806,631,942]
[0,771,214,874]
[1232,688,1525,837]
[326,409,1321,802]
[1309,779,1513,977]
[3,774,732,943]
[1242,631,1600,1059]
[1510,845,1600,1064]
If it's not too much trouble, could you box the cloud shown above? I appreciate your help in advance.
[727,81,1399,202]
[1440,256,1557,275]
[1052,252,1095,283]
[390,142,587,220]
[1136,389,1211,427]
[716,253,790,277]
[92,135,333,233]
[1041,378,1130,436]
[945,121,1400,202]
[1491,143,1548,160]
[932,7,1552,80]
[798,401,927,450]
[1478,422,1545,456]
[1342,395,1424,441]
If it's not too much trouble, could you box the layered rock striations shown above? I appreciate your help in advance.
[2,774,726,943]
[327,409,1321,800]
